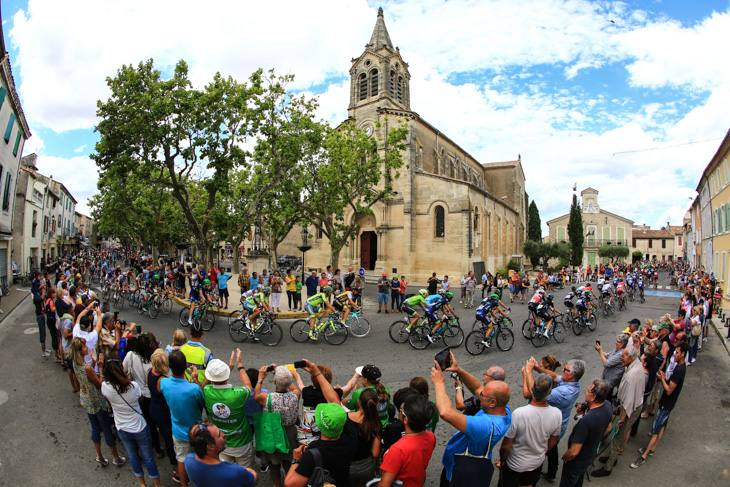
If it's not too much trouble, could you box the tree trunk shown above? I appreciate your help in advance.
[330,247,341,273]
[270,247,279,271]
[232,240,241,274]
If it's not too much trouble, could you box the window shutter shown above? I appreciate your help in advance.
[4,113,15,142]
[0,87,6,110]
[13,132,21,156]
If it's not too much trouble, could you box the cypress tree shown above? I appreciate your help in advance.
[568,194,584,265]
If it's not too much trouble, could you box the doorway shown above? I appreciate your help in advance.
[360,231,377,270]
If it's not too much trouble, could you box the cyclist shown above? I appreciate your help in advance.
[653,270,659,288]
[244,286,273,336]
[402,289,429,330]
[427,290,457,342]
[536,293,562,338]
[564,286,577,319]
[582,283,598,321]
[476,293,509,347]
[601,279,614,307]
[626,273,635,297]
[332,288,360,324]
[305,285,336,340]
[616,278,626,306]
[527,287,546,314]
[188,278,213,325]
[637,275,645,299]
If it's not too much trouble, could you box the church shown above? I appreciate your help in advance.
[278,8,527,281]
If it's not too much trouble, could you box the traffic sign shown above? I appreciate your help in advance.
[359,268,365,276]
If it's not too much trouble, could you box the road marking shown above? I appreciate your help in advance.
[24,327,39,334]
[0,389,8,406]
[645,290,683,298]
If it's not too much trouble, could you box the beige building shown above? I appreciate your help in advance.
[631,225,674,261]
[667,225,684,261]
[277,9,527,280]
[546,188,633,267]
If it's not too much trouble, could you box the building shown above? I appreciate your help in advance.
[546,188,633,267]
[76,212,97,248]
[697,174,713,273]
[683,209,694,264]
[697,129,730,308]
[631,225,674,262]
[0,15,32,280]
[277,8,527,279]
[666,225,684,261]
[56,183,78,253]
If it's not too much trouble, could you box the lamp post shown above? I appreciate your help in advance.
[298,228,311,283]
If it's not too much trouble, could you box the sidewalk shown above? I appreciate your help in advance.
[0,284,32,323]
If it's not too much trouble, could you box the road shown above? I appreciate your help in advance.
[1,273,729,486]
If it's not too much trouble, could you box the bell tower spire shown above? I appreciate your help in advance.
[348,8,411,118]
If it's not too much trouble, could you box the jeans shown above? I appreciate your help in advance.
[559,459,586,487]
[88,409,116,446]
[287,290,295,309]
[117,426,160,479]
[545,439,560,477]
[36,314,46,346]
[353,294,362,307]
[391,290,400,309]
[688,335,699,362]
[140,396,162,454]
[46,319,59,351]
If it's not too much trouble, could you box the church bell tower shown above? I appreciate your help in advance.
[348,8,411,119]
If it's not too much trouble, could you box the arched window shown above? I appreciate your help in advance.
[389,71,396,97]
[359,73,367,101]
[440,150,446,175]
[449,161,455,178]
[397,76,403,103]
[435,206,445,237]
[370,69,379,96]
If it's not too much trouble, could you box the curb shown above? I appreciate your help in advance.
[168,294,316,320]
[708,316,730,357]
[0,289,32,323]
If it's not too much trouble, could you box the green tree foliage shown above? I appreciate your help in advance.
[632,250,644,262]
[523,240,570,269]
[567,194,584,265]
[598,245,630,261]
[527,200,542,242]
[287,119,408,270]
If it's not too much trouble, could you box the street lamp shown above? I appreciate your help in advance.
[298,227,311,283]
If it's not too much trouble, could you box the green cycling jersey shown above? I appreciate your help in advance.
[404,295,426,307]
[306,292,327,307]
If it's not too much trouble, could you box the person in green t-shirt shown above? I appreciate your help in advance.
[342,365,391,426]
[202,349,255,468]
[294,277,303,311]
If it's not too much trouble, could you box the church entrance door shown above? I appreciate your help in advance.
[360,231,377,270]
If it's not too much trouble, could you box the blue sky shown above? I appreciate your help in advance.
[2,0,730,233]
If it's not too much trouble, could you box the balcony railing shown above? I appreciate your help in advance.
[550,238,629,247]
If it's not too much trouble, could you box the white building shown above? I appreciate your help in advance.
[0,19,32,281]
[57,183,78,255]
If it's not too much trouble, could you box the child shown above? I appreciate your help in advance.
[294,276,303,311]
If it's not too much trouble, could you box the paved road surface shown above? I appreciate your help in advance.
[1,274,729,486]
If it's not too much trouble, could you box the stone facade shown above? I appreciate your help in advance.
[631,225,674,262]
[277,9,526,281]
[547,188,633,267]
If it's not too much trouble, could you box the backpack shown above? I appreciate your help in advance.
[307,448,335,487]
[44,299,56,319]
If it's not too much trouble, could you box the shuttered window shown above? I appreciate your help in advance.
[4,113,15,142]
[13,132,21,156]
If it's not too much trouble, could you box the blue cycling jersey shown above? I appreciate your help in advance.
[426,295,442,306]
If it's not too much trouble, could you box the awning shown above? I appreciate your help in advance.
[80,241,89,247]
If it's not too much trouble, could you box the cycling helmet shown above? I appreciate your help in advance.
[537,287,545,294]
[154,274,160,279]
[445,291,454,300]
[323,285,333,293]
[263,286,272,294]
[547,293,553,300]
[438,289,446,296]
[419,289,428,297]
[571,286,576,292]
[257,284,264,291]
[203,279,211,285]
[490,293,500,300]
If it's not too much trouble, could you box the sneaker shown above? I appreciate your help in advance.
[260,463,270,473]
[42,350,51,357]
[377,310,381,313]
[95,456,109,466]
[638,447,654,456]
[188,319,192,325]
[703,338,708,342]
[630,457,646,468]
[113,456,127,466]
[539,472,555,482]
[0,309,4,314]
[385,310,389,314]
[309,333,318,341]
[591,467,612,477]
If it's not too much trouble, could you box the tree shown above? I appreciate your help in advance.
[598,245,630,262]
[288,119,409,270]
[92,60,317,266]
[527,200,542,242]
[523,240,570,270]
[567,193,584,266]
[632,250,643,263]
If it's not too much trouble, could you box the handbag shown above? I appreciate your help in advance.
[253,393,290,454]
[691,318,702,337]
[449,424,495,487]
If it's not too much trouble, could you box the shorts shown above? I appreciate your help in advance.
[500,463,541,487]
[219,441,255,468]
[378,292,389,303]
[173,436,193,463]
[563,301,574,308]
[402,304,417,317]
[576,301,587,311]
[333,302,348,312]
[651,407,672,435]
[520,287,527,295]
[218,288,229,298]
[475,311,490,326]
[304,303,320,318]
[243,302,256,313]
[189,293,201,303]
[64,357,73,370]
[425,309,438,323]
[509,284,517,294]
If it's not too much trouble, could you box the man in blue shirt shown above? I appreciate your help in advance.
[185,422,257,487]
[161,350,205,487]
[217,269,232,309]
[522,357,584,482]
[305,271,319,300]
[432,352,512,486]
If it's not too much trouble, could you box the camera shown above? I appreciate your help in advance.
[267,365,276,373]
[451,372,458,379]
[293,360,306,369]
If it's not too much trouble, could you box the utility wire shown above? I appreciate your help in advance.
[612,137,723,156]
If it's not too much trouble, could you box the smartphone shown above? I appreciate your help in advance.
[267,365,276,373]
[596,340,600,346]
[94,301,100,309]
[435,347,451,371]
[293,360,306,369]
[114,311,119,320]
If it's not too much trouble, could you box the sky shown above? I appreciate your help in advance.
[2,0,730,234]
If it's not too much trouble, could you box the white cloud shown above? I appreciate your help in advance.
[22,132,44,155]
[73,144,87,153]
[33,155,97,215]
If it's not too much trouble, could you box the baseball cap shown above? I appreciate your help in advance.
[356,364,382,382]
[314,403,346,438]
[204,359,230,382]
[382,272,387,277]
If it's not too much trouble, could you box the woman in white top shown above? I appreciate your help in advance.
[123,333,164,458]
[102,358,162,487]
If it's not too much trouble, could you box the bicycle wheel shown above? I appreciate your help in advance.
[465,330,487,355]
[496,328,514,351]
[290,320,311,343]
[531,329,546,347]
[587,315,598,331]
[161,297,173,315]
[408,326,431,350]
[127,290,137,306]
[349,317,371,338]
[471,320,483,331]
[602,302,609,318]
[324,321,348,345]
[389,320,411,344]
[522,319,535,339]
[137,297,146,315]
[228,310,244,327]
[228,320,249,343]
[553,323,565,343]
[200,309,216,331]
[149,298,160,319]
[572,318,583,335]
[179,307,192,327]
[112,295,124,311]
[443,325,464,348]
[257,322,283,347]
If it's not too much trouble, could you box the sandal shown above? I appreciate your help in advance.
[172,474,181,484]
[96,456,109,466]
[113,456,127,466]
